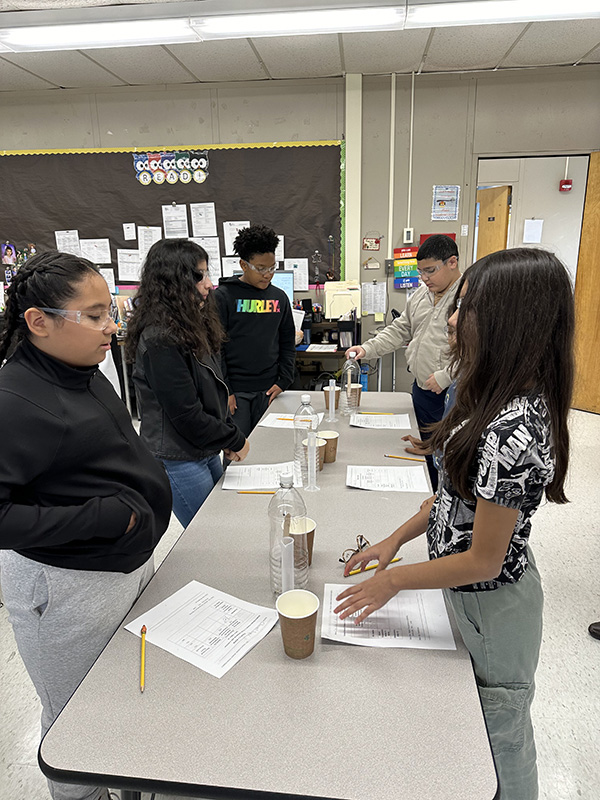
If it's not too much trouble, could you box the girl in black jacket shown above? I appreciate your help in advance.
[0,251,172,800]
[126,239,249,528]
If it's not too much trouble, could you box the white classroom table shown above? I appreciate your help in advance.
[39,391,498,800]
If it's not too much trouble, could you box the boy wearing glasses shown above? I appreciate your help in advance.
[346,234,460,490]
[215,224,296,436]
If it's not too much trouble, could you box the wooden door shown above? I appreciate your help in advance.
[476,186,511,259]
[573,151,600,414]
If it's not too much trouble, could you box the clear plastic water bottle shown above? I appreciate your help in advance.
[340,352,361,416]
[293,393,319,486]
[268,473,308,596]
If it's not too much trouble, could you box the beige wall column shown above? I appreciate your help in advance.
[344,73,362,282]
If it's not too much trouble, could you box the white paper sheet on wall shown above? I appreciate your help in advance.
[99,268,116,294]
[223,221,250,255]
[285,258,309,291]
[55,230,81,256]
[523,219,544,244]
[191,237,221,284]
[162,204,189,238]
[275,236,284,263]
[361,282,387,315]
[123,223,136,241]
[117,250,141,282]
[222,257,240,278]
[138,226,162,260]
[190,202,217,237]
[79,239,112,264]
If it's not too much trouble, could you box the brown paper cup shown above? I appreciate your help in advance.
[302,437,326,471]
[319,430,339,463]
[350,382,362,406]
[290,516,317,566]
[323,386,340,410]
[276,590,320,659]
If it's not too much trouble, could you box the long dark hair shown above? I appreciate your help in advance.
[429,248,574,504]
[125,238,224,362]
[0,250,99,363]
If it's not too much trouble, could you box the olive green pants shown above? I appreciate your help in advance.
[445,552,543,800]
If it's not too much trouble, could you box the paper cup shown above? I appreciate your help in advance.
[276,590,320,659]
[323,386,340,410]
[319,430,339,463]
[350,383,362,406]
[302,437,326,471]
[289,516,317,566]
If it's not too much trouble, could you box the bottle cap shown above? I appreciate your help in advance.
[301,393,311,403]
[349,352,356,359]
[279,472,294,487]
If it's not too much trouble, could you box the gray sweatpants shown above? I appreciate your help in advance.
[0,550,154,800]
[445,550,543,800]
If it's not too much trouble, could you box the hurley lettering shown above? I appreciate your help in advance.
[236,299,281,314]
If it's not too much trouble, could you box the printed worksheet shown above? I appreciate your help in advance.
[350,413,411,429]
[191,236,221,284]
[117,249,141,282]
[79,238,112,264]
[321,584,455,650]
[285,258,309,291]
[346,465,429,492]
[221,256,240,277]
[223,221,250,255]
[125,581,278,678]
[222,461,302,489]
[99,268,116,294]
[54,230,81,256]
[138,226,162,260]
[162,204,189,238]
[190,202,217,237]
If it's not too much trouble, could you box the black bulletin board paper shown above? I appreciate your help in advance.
[0,143,342,283]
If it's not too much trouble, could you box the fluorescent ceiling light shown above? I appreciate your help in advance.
[191,7,406,39]
[406,0,600,28]
[0,18,200,52]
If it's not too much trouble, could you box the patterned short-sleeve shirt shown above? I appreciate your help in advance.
[427,394,555,592]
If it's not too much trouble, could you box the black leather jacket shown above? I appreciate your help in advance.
[133,328,246,461]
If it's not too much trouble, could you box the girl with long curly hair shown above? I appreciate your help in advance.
[126,239,249,528]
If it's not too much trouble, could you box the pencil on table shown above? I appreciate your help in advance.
[140,625,146,694]
[237,490,276,494]
[348,557,402,576]
[384,454,427,463]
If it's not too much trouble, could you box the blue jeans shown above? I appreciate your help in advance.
[411,381,447,492]
[161,455,223,529]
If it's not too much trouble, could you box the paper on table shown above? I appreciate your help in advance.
[79,238,112,264]
[117,250,141,282]
[285,258,308,291]
[350,413,411,429]
[306,344,337,353]
[258,412,324,429]
[223,221,250,255]
[162,204,189,238]
[138,226,162,260]
[99,268,116,294]
[55,230,80,256]
[321,584,455,650]
[125,581,278,679]
[346,465,429,492]
[222,461,302,489]
[190,202,217,237]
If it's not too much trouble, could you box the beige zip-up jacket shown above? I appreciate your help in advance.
[361,281,460,390]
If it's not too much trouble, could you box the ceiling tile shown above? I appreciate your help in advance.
[342,29,429,74]
[423,23,527,72]
[85,45,195,85]
[0,55,57,90]
[501,20,600,67]
[252,34,341,79]
[2,50,126,87]
[167,40,267,82]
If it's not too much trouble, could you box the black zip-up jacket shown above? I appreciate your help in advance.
[133,327,246,461]
[214,276,296,393]
[0,339,172,573]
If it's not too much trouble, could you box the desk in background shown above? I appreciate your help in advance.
[39,391,497,800]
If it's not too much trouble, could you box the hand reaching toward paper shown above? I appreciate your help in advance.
[334,569,401,625]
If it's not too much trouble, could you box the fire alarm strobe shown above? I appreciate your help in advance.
[559,179,573,192]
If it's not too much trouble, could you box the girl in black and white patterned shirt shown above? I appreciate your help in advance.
[335,248,574,800]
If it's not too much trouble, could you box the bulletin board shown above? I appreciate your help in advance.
[0,141,343,286]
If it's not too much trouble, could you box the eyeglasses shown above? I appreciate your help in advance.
[243,259,277,276]
[416,259,450,277]
[37,302,119,331]
[339,534,371,564]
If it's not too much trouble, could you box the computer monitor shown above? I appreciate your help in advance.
[271,270,295,307]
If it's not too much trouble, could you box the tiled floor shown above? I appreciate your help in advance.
[1,409,599,800]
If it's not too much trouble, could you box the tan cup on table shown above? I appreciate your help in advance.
[302,437,326,471]
[319,430,339,463]
[289,516,317,566]
[276,589,320,659]
[350,383,362,406]
[323,386,340,410]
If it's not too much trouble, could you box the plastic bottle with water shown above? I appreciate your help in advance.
[293,393,319,487]
[268,473,308,596]
[340,352,361,416]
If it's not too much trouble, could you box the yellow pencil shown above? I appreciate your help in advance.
[276,416,294,420]
[358,412,395,415]
[384,454,427,463]
[348,556,402,576]
[140,625,146,694]
[237,490,276,494]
